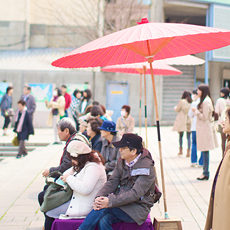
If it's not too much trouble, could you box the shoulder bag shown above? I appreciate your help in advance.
[40,171,73,213]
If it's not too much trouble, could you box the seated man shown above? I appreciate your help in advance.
[78,133,156,230]
[38,117,90,205]
[98,120,121,176]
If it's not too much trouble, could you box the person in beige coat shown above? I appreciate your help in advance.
[204,108,230,230]
[45,87,65,144]
[215,87,230,156]
[172,90,192,157]
[116,105,135,136]
[191,84,218,180]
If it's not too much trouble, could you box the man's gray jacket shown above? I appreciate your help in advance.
[96,148,156,225]
[20,94,36,116]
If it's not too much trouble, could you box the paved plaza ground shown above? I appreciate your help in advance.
[0,126,222,230]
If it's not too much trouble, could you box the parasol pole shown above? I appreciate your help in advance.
[148,58,168,219]
[143,66,148,148]
[139,73,142,136]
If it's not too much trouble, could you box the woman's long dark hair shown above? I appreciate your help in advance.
[197,84,214,109]
[220,87,230,99]
[69,151,105,173]
[55,87,62,97]
[84,89,92,101]
[181,90,192,103]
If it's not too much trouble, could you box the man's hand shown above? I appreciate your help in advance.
[42,169,50,177]
[93,197,109,210]
[60,174,69,183]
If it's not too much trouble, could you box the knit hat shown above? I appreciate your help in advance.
[67,140,92,158]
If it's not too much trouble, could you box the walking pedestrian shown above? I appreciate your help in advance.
[215,87,230,156]
[70,89,81,131]
[204,108,230,230]
[14,99,34,158]
[191,84,218,180]
[188,89,203,167]
[172,90,192,157]
[61,85,71,117]
[1,86,13,136]
[45,88,65,144]
[20,86,36,120]
[116,105,135,136]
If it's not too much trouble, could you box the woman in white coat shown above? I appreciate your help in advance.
[191,84,218,180]
[44,140,107,230]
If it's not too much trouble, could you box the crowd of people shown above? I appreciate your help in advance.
[1,83,230,229]
[173,84,230,181]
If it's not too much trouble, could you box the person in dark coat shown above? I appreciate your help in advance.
[14,99,34,158]
[1,86,13,136]
[78,134,156,230]
[86,117,103,152]
[20,86,36,120]
[38,117,91,206]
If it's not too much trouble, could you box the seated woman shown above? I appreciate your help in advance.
[44,140,107,230]
[99,120,121,176]
[91,105,108,121]
[116,105,135,136]
[86,117,103,152]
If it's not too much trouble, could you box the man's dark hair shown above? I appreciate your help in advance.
[6,86,13,93]
[128,146,142,155]
[18,99,26,106]
[61,84,67,89]
[25,86,31,91]
[122,105,131,115]
[57,118,76,135]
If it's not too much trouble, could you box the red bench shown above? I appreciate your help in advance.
[51,214,154,230]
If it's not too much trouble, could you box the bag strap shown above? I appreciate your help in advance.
[121,117,128,131]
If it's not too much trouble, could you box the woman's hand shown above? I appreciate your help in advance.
[60,174,69,183]
[191,107,196,113]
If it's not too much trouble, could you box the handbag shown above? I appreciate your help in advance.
[5,108,14,117]
[12,135,19,146]
[40,171,73,213]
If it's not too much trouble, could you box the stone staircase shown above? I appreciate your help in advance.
[161,66,195,125]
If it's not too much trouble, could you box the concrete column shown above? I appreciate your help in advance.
[150,0,164,22]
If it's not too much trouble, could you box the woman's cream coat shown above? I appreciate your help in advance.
[172,99,191,132]
[46,96,65,127]
[194,96,218,151]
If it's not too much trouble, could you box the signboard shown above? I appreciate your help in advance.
[212,4,230,60]
[191,0,230,4]
[66,84,90,99]
[29,83,53,111]
[0,82,9,103]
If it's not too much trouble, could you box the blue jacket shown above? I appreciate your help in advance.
[13,111,34,140]
[0,94,12,116]
[91,134,103,152]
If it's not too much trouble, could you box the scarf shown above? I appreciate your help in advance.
[52,96,59,113]
[14,107,27,133]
